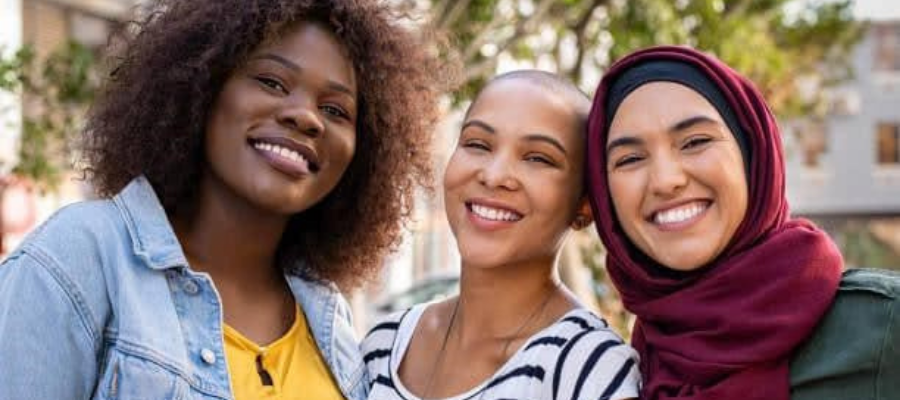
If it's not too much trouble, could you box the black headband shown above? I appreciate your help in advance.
[605,60,751,170]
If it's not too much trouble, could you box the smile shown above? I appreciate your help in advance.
[467,201,523,222]
[256,142,307,164]
[652,201,709,226]
[249,137,321,177]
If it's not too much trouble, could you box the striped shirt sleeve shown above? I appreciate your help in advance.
[551,328,641,400]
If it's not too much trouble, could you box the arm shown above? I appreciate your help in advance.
[0,248,102,399]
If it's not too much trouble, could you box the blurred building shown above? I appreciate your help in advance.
[1,0,142,255]
[785,19,900,269]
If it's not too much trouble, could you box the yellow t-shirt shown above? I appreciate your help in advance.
[223,306,345,400]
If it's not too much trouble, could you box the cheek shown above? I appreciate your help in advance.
[442,152,468,192]
[339,134,357,168]
[607,174,649,249]
[539,178,582,220]
[325,128,357,173]
[721,169,749,227]
[608,175,640,221]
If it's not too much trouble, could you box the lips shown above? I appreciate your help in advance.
[248,136,321,177]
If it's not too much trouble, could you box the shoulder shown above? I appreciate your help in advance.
[536,309,640,400]
[20,199,125,254]
[537,308,624,346]
[0,199,122,344]
[4,198,126,293]
[836,268,900,299]
[3,197,126,280]
[362,309,405,343]
[790,268,900,398]
[361,306,417,355]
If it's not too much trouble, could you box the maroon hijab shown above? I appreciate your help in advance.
[586,46,843,400]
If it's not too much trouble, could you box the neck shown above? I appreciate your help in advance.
[171,173,289,292]
[454,256,563,341]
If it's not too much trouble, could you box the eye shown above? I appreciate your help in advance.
[612,154,644,168]
[321,104,350,120]
[462,139,490,152]
[525,154,556,166]
[255,76,288,94]
[682,136,713,151]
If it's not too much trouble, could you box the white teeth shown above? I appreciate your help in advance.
[654,203,706,225]
[254,142,307,163]
[471,204,521,222]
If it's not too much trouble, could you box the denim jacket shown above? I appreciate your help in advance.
[0,177,368,400]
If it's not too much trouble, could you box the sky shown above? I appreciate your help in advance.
[853,0,900,20]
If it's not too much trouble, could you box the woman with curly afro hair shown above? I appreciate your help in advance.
[0,0,456,399]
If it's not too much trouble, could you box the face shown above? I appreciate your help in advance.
[203,21,358,216]
[443,79,589,269]
[606,81,748,271]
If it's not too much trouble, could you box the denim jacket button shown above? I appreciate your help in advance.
[183,280,200,295]
[200,348,216,364]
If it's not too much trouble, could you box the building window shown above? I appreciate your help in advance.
[874,24,900,72]
[791,120,828,168]
[877,122,900,166]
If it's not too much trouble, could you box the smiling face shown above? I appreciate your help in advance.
[443,79,588,269]
[203,20,358,216]
[605,81,748,271]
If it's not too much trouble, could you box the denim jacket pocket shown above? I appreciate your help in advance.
[94,347,189,400]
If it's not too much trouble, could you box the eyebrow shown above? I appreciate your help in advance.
[605,114,721,156]
[670,115,720,132]
[524,134,568,156]
[251,53,356,98]
[462,119,568,155]
[461,119,496,134]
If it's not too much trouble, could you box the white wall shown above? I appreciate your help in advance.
[0,0,22,175]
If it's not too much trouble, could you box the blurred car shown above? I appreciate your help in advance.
[372,275,459,319]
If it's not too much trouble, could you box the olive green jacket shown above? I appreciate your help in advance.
[791,268,900,400]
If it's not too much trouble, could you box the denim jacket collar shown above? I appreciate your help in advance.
[113,176,188,271]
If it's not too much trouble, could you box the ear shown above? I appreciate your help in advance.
[571,197,594,231]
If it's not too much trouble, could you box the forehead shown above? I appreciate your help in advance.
[251,21,357,92]
[608,81,724,137]
[467,80,582,143]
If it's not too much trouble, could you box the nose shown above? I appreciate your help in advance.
[648,152,688,197]
[277,94,324,138]
[477,153,520,191]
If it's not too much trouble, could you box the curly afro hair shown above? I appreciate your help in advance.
[82,0,457,290]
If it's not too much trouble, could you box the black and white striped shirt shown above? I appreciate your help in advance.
[361,304,640,400]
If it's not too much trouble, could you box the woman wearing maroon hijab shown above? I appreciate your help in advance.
[586,45,900,400]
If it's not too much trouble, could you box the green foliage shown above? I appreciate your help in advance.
[0,42,98,189]
[435,0,862,118]
[606,0,864,117]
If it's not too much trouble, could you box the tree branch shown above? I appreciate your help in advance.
[568,0,608,83]
[439,0,475,31]
[463,0,556,68]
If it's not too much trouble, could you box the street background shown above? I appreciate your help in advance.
[1,0,899,335]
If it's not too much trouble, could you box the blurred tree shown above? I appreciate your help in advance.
[404,0,862,117]
[0,42,98,189]
[0,42,96,254]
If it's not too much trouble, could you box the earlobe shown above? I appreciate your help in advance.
[571,198,594,230]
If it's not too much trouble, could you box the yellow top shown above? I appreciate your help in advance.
[223,306,345,400]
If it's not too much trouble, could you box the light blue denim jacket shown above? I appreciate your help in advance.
[0,177,368,400]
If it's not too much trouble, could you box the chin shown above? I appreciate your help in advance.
[655,253,712,272]
[459,251,509,269]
